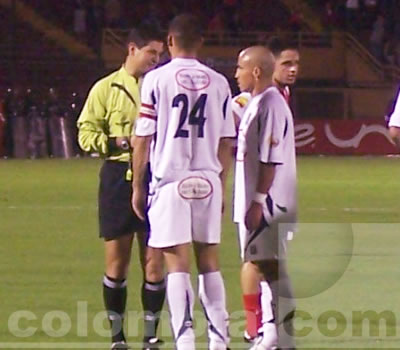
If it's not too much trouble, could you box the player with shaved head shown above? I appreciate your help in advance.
[234,46,297,350]
[232,38,300,346]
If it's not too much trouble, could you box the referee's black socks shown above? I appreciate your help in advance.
[141,279,166,341]
[103,275,127,343]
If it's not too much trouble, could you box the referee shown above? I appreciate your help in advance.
[77,23,165,350]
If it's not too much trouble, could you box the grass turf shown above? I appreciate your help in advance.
[1,156,400,349]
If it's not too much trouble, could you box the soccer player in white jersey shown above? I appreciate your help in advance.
[388,88,400,149]
[131,14,235,350]
[234,46,297,350]
[233,37,300,345]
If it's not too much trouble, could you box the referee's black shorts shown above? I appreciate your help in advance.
[98,160,147,240]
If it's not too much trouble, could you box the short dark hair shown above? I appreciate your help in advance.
[168,13,203,50]
[126,21,164,48]
[265,36,298,57]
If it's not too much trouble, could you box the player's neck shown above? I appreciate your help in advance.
[171,48,198,59]
[123,59,140,80]
[252,80,273,96]
[274,79,288,91]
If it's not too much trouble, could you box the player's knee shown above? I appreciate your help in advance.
[196,252,219,274]
[241,261,260,277]
[105,260,130,280]
[144,259,164,282]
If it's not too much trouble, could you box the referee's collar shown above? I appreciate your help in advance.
[171,58,199,66]
[120,65,138,83]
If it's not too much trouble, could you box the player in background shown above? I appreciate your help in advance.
[77,24,164,350]
[234,37,300,344]
[234,46,297,350]
[388,88,400,149]
[132,14,236,350]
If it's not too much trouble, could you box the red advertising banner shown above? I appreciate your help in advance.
[295,119,398,155]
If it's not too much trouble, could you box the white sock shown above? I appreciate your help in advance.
[167,272,195,350]
[268,272,296,349]
[260,280,274,326]
[198,271,229,349]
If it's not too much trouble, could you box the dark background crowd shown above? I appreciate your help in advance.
[49,0,400,65]
[0,87,83,159]
[2,0,400,158]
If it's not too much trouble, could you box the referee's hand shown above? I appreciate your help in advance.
[132,188,147,221]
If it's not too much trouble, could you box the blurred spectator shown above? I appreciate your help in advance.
[142,1,160,27]
[67,91,84,156]
[0,98,4,157]
[4,88,26,158]
[369,13,385,61]
[104,0,122,28]
[345,0,360,31]
[321,1,338,30]
[73,0,87,39]
[27,92,48,159]
[384,38,400,66]
[86,0,104,50]
[208,10,226,36]
[360,0,378,29]
[288,6,305,32]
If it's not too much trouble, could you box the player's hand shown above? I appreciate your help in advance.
[132,189,147,221]
[245,201,263,231]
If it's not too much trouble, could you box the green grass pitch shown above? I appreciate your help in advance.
[1,156,400,349]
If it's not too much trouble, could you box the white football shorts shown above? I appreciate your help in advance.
[147,171,223,248]
[238,221,292,262]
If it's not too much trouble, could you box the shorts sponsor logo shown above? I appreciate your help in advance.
[175,69,210,91]
[178,177,213,199]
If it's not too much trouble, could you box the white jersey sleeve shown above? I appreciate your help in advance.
[258,93,287,165]
[389,89,400,127]
[135,72,157,136]
[231,92,252,120]
[221,89,236,138]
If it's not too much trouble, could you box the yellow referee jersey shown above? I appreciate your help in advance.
[77,66,140,162]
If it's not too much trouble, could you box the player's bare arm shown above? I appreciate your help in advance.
[132,135,152,220]
[389,126,400,149]
[245,162,276,231]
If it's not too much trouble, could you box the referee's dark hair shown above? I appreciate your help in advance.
[126,21,164,48]
[168,13,204,50]
[265,36,298,57]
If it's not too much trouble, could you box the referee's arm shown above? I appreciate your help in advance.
[77,83,109,155]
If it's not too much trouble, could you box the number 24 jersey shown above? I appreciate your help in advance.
[135,58,236,184]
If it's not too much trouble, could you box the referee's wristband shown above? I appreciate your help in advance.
[253,192,267,205]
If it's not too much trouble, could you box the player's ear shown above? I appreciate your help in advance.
[167,35,173,48]
[253,66,261,81]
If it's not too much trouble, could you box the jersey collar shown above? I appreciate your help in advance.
[171,58,199,66]
[120,65,138,83]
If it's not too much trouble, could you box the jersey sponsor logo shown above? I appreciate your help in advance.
[234,96,249,108]
[175,69,210,91]
[178,176,213,199]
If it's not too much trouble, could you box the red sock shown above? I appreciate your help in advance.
[242,293,262,338]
